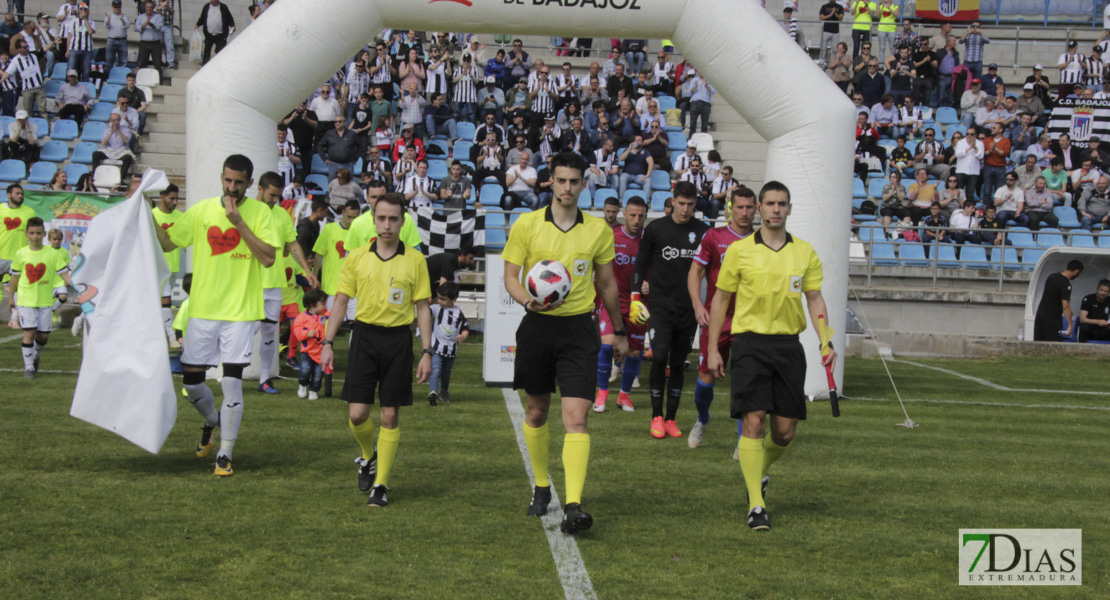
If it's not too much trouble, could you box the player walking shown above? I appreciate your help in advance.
[706,181,836,531]
[7,217,71,378]
[153,155,278,477]
[320,192,433,508]
[503,152,626,534]
[687,186,756,448]
[593,195,648,413]
[1,184,34,315]
[256,171,317,394]
[152,185,183,347]
[631,181,709,439]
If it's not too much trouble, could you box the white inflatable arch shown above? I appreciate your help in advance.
[186,0,856,397]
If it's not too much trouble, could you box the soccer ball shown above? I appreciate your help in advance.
[525,260,572,306]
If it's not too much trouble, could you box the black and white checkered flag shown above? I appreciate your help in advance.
[415,207,486,256]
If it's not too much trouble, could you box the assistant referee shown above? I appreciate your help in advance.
[502,151,627,535]
[320,192,433,508]
[706,181,836,532]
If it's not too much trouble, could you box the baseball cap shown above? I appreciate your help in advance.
[971,78,981,84]
[1068,40,1078,48]
[15,110,27,119]
[1095,46,1104,54]
[543,112,556,121]
[1034,64,1044,70]
[401,123,414,131]
[1092,136,1102,143]
[1023,83,1034,90]
[36,12,49,20]
[484,75,495,83]
[686,140,697,148]
[111,0,121,5]
[988,63,998,69]
[66,69,77,77]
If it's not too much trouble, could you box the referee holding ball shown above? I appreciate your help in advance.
[705,181,836,532]
[502,151,627,535]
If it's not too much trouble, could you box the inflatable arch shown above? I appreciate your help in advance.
[185,0,856,396]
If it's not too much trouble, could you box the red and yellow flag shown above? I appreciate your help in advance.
[917,0,979,22]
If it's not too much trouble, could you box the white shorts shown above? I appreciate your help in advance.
[263,288,282,322]
[17,306,52,331]
[327,294,357,322]
[161,272,178,298]
[181,318,260,368]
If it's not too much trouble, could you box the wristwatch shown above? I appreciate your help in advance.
[322,340,333,346]
[422,348,434,356]
[612,329,627,336]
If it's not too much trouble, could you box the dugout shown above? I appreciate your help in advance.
[1024,247,1110,338]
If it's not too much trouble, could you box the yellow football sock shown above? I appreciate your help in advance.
[762,434,789,477]
[348,418,375,461]
[737,436,766,510]
[562,433,590,505]
[523,423,550,488]
[374,426,400,487]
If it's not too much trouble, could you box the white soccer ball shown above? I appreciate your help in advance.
[525,260,572,306]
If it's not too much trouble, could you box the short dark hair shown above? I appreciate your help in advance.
[342,200,361,213]
[1050,157,1064,167]
[758,180,791,204]
[1098,279,1110,289]
[311,198,330,214]
[673,181,698,200]
[1067,259,1084,273]
[625,196,647,210]
[160,183,179,196]
[437,281,460,300]
[603,196,621,208]
[175,272,192,296]
[7,183,21,194]
[377,192,405,210]
[930,201,941,208]
[258,171,284,191]
[303,288,327,309]
[458,245,476,257]
[223,154,254,179]
[550,151,587,177]
[732,185,756,201]
[366,179,388,191]
[26,216,44,230]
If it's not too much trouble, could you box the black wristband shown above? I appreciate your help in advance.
[612,329,627,336]
[322,340,333,346]
[422,348,434,356]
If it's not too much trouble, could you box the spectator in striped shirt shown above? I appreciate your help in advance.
[1086,46,1105,91]
[343,58,370,122]
[452,54,479,122]
[427,281,469,406]
[1058,40,1085,98]
[63,3,94,82]
[0,49,17,117]
[958,21,989,81]
[1,40,45,116]
[369,42,395,101]
[587,138,618,196]
[528,65,557,123]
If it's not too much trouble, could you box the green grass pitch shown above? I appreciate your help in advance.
[1,333,1106,599]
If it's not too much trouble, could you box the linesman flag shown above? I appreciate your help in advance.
[70,169,177,454]
[917,0,979,22]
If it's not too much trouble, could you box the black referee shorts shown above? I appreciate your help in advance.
[342,323,414,407]
[647,303,697,361]
[729,332,807,421]
[513,311,599,400]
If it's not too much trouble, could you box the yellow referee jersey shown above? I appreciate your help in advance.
[715,231,823,336]
[502,206,615,317]
[336,241,430,327]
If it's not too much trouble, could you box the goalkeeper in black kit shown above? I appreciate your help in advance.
[631,181,709,439]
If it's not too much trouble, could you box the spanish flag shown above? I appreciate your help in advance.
[917,0,979,22]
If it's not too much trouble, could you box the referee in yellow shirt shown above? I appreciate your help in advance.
[502,151,627,535]
[705,181,837,532]
[320,193,433,508]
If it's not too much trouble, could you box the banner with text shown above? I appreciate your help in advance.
[1048,97,1110,150]
[482,256,526,387]
[917,0,979,22]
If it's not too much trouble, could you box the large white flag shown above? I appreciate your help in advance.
[70,169,177,454]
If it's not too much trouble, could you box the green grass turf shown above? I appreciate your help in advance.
[1,333,1105,599]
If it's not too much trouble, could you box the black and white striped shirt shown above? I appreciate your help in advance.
[1059,52,1086,85]
[711,176,736,197]
[402,174,436,209]
[430,304,469,358]
[1086,57,1106,88]
[673,151,697,174]
[898,105,921,125]
[652,61,673,85]
[529,79,557,115]
[680,170,707,193]
[538,124,561,160]
[277,140,300,185]
[0,59,16,92]
[64,18,96,52]
[453,65,479,103]
[591,147,615,171]
[5,54,42,92]
[370,55,392,85]
[554,73,577,100]
[345,67,370,103]
[426,60,449,96]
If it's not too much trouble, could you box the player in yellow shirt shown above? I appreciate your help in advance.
[1,184,35,313]
[320,192,433,508]
[45,229,71,324]
[153,155,278,477]
[706,181,837,532]
[502,152,627,534]
[314,200,361,323]
[256,171,317,395]
[345,180,423,251]
[152,184,184,347]
[6,217,72,378]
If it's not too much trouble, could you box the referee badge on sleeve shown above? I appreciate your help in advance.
[789,276,803,293]
[389,287,405,305]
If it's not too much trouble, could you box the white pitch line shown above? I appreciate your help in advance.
[0,368,78,374]
[846,395,1110,412]
[890,359,1110,396]
[0,333,25,344]
[501,388,597,600]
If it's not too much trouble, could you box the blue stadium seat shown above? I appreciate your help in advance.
[1020,248,1044,271]
[905,140,919,154]
[310,154,327,175]
[1099,233,1110,249]
[485,225,507,250]
[959,246,992,269]
[456,121,476,141]
[1036,228,1066,248]
[656,96,676,112]
[1054,206,1081,229]
[898,242,930,267]
[667,131,687,152]
[867,178,886,199]
[0,159,26,182]
[99,84,123,101]
[70,142,97,164]
[26,161,56,185]
[623,188,649,205]
[80,121,107,142]
[670,150,686,167]
[457,159,475,171]
[29,117,48,137]
[944,124,967,139]
[107,67,131,86]
[1006,227,1036,248]
[80,82,96,99]
[650,190,670,212]
[484,211,505,230]
[577,189,592,210]
[479,183,504,207]
[935,107,958,125]
[509,207,530,227]
[64,163,89,182]
[0,116,13,137]
[304,174,328,195]
[50,119,78,141]
[1071,231,1097,248]
[50,63,68,80]
[858,223,885,242]
[991,247,1021,271]
[936,244,960,268]
[451,140,472,160]
[87,102,114,123]
[44,80,62,100]
[1014,0,1041,15]
[40,140,68,163]
[852,178,866,198]
[649,170,670,192]
[352,157,363,175]
[595,188,618,209]
[426,159,448,181]
[427,139,449,157]
[877,139,897,153]
[871,243,897,266]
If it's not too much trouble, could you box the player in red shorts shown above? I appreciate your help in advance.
[593,196,648,413]
[687,186,756,448]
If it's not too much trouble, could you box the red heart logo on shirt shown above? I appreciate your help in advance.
[24,262,46,284]
[3,217,20,230]
[160,222,173,230]
[285,267,293,281]
[336,241,347,258]
[207,226,241,256]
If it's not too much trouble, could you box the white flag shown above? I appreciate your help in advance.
[70,169,177,454]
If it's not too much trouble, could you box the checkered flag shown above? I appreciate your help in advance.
[415,207,486,256]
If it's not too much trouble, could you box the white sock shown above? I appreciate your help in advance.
[184,382,219,427]
[32,340,44,359]
[218,377,244,460]
[21,343,33,370]
[259,321,278,384]
[162,306,174,338]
